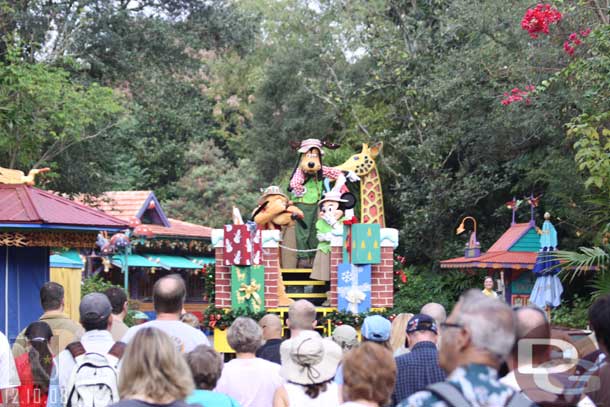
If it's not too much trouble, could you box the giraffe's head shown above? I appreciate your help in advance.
[334,142,382,176]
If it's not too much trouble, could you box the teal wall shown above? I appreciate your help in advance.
[509,228,540,252]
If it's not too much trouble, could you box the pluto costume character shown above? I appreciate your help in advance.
[288,139,342,268]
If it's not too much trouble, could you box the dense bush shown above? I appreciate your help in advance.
[552,295,592,329]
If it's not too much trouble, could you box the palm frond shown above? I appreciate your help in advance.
[590,271,610,298]
[554,247,609,283]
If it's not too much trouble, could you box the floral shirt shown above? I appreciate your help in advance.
[401,364,518,407]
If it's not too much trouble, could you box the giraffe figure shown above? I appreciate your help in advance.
[335,142,385,227]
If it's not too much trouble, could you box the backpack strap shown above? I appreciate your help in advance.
[426,382,471,407]
[506,391,536,407]
[108,342,126,359]
[66,341,86,358]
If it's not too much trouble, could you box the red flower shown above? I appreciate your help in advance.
[569,32,578,41]
[521,4,562,38]
[580,28,591,37]
[399,271,407,283]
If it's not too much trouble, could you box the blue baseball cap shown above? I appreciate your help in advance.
[361,315,391,342]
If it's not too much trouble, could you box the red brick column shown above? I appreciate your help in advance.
[371,247,394,308]
[329,246,342,307]
[263,247,279,308]
[214,246,231,308]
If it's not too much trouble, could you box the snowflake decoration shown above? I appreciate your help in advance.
[341,270,354,283]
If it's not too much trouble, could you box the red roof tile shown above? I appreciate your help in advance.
[148,218,212,239]
[75,191,211,239]
[487,222,532,251]
[0,185,127,228]
[76,191,152,220]
[440,251,537,270]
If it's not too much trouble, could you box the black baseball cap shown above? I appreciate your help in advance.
[406,314,438,334]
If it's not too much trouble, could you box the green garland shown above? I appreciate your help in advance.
[202,304,266,331]
[202,264,215,303]
[319,309,398,330]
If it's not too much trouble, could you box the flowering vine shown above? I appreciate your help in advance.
[501,85,536,106]
[521,4,563,38]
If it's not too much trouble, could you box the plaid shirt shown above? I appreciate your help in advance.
[392,341,446,406]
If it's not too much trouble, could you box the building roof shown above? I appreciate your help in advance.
[440,222,540,270]
[79,191,153,220]
[0,184,127,229]
[148,218,212,239]
[440,251,538,270]
[76,191,211,239]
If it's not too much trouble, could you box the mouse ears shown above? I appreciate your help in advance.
[341,192,357,209]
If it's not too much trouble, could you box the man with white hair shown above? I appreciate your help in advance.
[402,290,535,407]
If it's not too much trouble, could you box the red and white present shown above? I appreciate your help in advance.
[223,224,262,266]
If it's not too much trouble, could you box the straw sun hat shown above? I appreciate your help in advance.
[280,330,342,385]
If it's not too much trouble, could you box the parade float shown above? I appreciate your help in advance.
[208,141,399,352]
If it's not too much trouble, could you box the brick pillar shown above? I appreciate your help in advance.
[329,246,342,307]
[261,230,281,308]
[330,227,399,310]
[212,229,231,309]
[371,247,395,308]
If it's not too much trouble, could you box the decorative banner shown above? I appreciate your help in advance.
[337,263,371,314]
[223,224,262,266]
[351,224,381,265]
[231,265,265,312]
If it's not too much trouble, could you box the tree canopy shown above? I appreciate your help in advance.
[1,0,609,267]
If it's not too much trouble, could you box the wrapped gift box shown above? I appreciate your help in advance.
[223,224,262,266]
[231,265,265,312]
[337,263,371,314]
[351,224,381,264]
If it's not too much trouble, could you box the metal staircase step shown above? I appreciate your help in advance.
[281,268,312,274]
[283,280,326,286]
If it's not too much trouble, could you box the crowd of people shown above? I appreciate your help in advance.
[2,274,610,407]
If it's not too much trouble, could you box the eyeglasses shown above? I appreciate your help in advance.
[440,322,464,330]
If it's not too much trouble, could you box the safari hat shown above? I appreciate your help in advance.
[318,190,347,205]
[280,330,342,385]
[260,185,287,200]
[298,139,324,155]
[331,325,359,352]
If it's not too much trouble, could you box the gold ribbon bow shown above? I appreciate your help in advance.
[238,280,262,312]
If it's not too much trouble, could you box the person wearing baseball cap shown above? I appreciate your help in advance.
[51,293,119,400]
[361,315,392,347]
[391,314,445,405]
[335,315,392,402]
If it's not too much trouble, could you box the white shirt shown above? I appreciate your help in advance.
[501,370,595,406]
[0,332,20,389]
[215,357,283,407]
[54,329,116,394]
[121,320,209,353]
[285,382,340,407]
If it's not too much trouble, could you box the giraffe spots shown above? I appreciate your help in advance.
[370,205,378,217]
[368,191,376,201]
[363,214,370,222]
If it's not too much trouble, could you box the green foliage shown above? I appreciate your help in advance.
[202,304,266,331]
[81,274,120,298]
[0,45,124,188]
[552,295,592,329]
[393,268,451,312]
[164,140,260,228]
